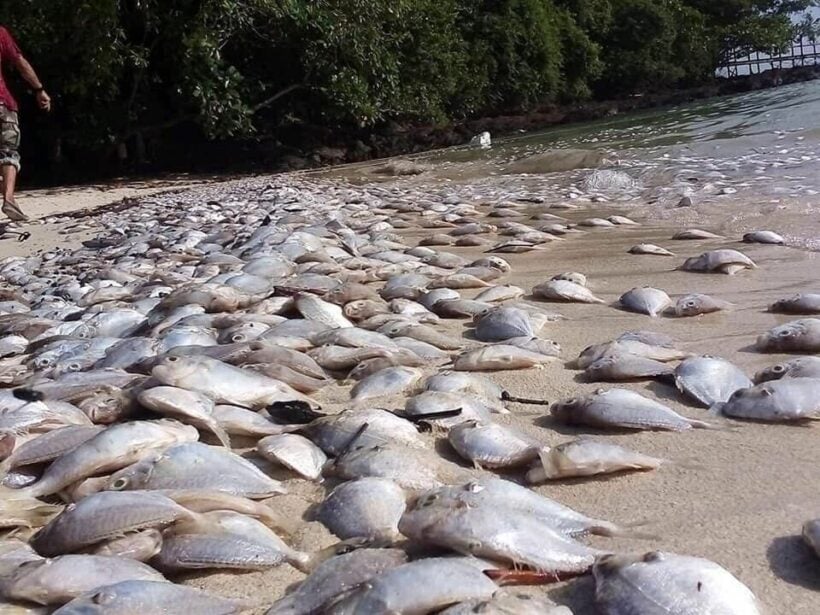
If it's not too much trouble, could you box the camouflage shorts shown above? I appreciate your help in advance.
[0,105,20,171]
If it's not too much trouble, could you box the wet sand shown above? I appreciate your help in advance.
[5,169,820,614]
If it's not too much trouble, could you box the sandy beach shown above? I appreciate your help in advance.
[4,159,817,615]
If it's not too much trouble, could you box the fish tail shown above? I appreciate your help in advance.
[208,420,233,449]
[0,487,61,528]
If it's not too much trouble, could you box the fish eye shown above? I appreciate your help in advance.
[92,590,116,605]
[777,330,793,338]
[167,356,179,363]
[772,364,785,373]
[643,551,664,563]
[420,494,439,507]
[111,477,129,491]
[685,300,697,308]
[67,362,81,372]
[231,334,246,343]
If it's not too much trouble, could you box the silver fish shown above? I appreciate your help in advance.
[674,357,752,407]
[756,318,820,352]
[673,293,733,317]
[680,249,756,275]
[552,389,712,431]
[533,279,604,304]
[593,551,761,615]
[257,434,327,480]
[714,378,820,422]
[448,420,539,469]
[473,306,534,342]
[618,287,671,317]
[769,293,820,315]
[315,477,406,541]
[753,356,820,383]
[527,439,663,482]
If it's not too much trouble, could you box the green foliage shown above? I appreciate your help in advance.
[0,0,814,169]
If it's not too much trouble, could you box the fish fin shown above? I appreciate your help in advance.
[298,537,371,573]
[208,421,232,449]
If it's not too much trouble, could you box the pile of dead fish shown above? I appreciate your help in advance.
[0,174,814,614]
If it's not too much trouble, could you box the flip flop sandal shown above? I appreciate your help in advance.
[2,200,29,222]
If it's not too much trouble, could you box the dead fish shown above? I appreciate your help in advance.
[448,420,539,469]
[433,299,493,319]
[680,249,757,275]
[137,386,231,448]
[0,425,103,476]
[576,340,689,369]
[756,318,820,352]
[578,217,615,228]
[424,372,505,403]
[350,367,423,403]
[53,580,245,615]
[31,491,190,557]
[439,592,572,615]
[155,511,306,573]
[474,285,525,303]
[246,363,330,394]
[327,442,463,490]
[673,293,733,317]
[533,280,604,304]
[527,438,664,482]
[314,477,406,541]
[306,406,414,447]
[619,287,672,317]
[378,321,463,350]
[593,551,761,615]
[714,378,820,422]
[769,293,820,315]
[343,299,390,321]
[20,420,198,498]
[0,555,166,606]
[629,244,674,256]
[671,229,723,240]
[106,441,286,498]
[311,327,397,351]
[404,391,500,428]
[584,354,674,382]
[308,345,391,371]
[152,355,318,409]
[674,357,752,407]
[608,215,639,226]
[256,434,327,481]
[428,274,493,289]
[473,306,533,342]
[330,558,498,614]
[454,345,556,371]
[266,548,408,615]
[803,520,820,559]
[0,495,61,529]
[743,230,784,244]
[294,293,353,329]
[399,489,608,574]
[504,336,561,358]
[418,289,461,310]
[754,356,820,383]
[552,389,712,431]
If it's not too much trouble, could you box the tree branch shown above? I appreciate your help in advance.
[251,83,303,113]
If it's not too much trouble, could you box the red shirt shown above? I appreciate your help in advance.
[0,27,22,111]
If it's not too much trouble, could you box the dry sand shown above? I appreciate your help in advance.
[4,170,820,614]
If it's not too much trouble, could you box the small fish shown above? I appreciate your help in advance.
[552,389,712,431]
[619,287,672,317]
[674,357,752,407]
[754,356,820,383]
[440,592,572,615]
[330,558,498,614]
[455,345,556,371]
[551,272,587,286]
[680,249,757,275]
[756,318,820,352]
[266,548,408,615]
[584,354,674,382]
[671,229,723,240]
[743,230,784,244]
[350,366,423,403]
[91,529,163,562]
[769,293,820,315]
[714,378,820,422]
[628,244,674,256]
[138,386,230,448]
[314,477,406,541]
[533,280,604,304]
[673,293,733,317]
[294,293,353,329]
[257,434,327,481]
[0,555,166,606]
[527,438,664,482]
[473,306,534,342]
[447,420,539,469]
[593,551,761,615]
[53,580,245,615]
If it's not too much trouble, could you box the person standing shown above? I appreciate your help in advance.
[0,25,50,222]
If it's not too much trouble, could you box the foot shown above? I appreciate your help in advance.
[2,200,28,222]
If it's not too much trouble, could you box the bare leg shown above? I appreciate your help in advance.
[0,164,27,221]
[1,164,17,203]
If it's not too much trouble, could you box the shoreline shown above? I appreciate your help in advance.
[4,168,819,614]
